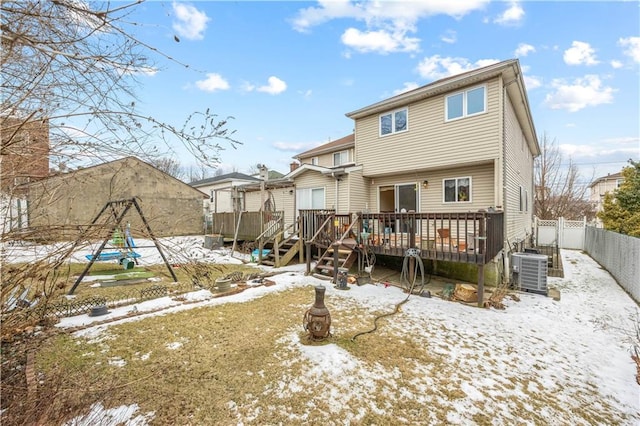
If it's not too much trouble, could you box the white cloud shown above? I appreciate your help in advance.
[392,82,420,96]
[563,41,599,66]
[544,75,614,112]
[416,55,500,80]
[514,43,535,57]
[291,0,488,54]
[257,76,287,95]
[494,1,524,26]
[195,73,230,92]
[610,60,623,69]
[341,28,420,54]
[273,141,320,152]
[440,30,457,44]
[240,81,256,92]
[298,89,313,99]
[292,0,489,32]
[172,2,210,41]
[524,75,542,90]
[618,36,640,63]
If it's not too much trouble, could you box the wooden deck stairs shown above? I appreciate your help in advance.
[312,238,358,280]
[257,233,302,268]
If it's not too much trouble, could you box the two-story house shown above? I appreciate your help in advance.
[290,59,537,235]
[589,171,624,226]
[284,59,539,284]
[191,172,263,215]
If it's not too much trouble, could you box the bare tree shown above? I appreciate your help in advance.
[246,163,263,176]
[151,157,185,180]
[534,133,595,220]
[1,0,239,176]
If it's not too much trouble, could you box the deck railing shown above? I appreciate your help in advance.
[211,211,284,241]
[298,210,504,265]
[359,211,503,265]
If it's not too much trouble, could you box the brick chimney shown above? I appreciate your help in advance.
[290,162,300,172]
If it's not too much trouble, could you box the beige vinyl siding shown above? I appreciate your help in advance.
[356,78,501,177]
[346,169,369,213]
[244,186,297,229]
[336,179,350,214]
[503,94,534,242]
[295,171,335,210]
[365,163,494,213]
[299,148,354,167]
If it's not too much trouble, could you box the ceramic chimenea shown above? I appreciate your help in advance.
[303,285,331,340]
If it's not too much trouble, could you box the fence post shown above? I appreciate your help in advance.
[558,217,564,249]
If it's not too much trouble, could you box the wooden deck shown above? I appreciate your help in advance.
[299,210,504,266]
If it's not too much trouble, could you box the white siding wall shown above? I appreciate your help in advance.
[503,94,535,242]
[355,78,501,177]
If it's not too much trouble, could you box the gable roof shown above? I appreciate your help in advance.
[190,172,261,187]
[250,170,285,180]
[22,156,207,198]
[589,171,624,188]
[294,133,355,160]
[346,59,539,156]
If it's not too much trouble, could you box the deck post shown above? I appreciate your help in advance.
[477,264,485,307]
[477,212,486,307]
[333,241,340,284]
[305,241,312,275]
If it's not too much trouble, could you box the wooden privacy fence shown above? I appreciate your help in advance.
[211,211,284,241]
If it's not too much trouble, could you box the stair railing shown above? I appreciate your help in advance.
[256,212,284,262]
[305,213,335,275]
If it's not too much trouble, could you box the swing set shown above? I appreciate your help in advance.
[67,198,177,295]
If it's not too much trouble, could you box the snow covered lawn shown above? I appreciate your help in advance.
[4,237,639,425]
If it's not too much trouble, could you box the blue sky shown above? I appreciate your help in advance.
[127,1,639,185]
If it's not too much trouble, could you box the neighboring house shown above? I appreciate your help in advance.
[589,171,624,226]
[190,172,262,214]
[192,168,298,233]
[285,59,540,279]
[1,115,50,233]
[24,156,206,239]
[0,116,50,193]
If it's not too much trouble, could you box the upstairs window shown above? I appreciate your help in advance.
[380,108,408,136]
[311,157,319,165]
[446,85,486,121]
[443,177,471,203]
[333,150,349,166]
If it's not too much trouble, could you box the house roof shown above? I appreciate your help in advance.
[22,156,207,198]
[345,59,540,156]
[190,172,261,187]
[250,170,285,180]
[589,171,624,188]
[293,133,355,160]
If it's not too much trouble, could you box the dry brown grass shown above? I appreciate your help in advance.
[1,283,635,425]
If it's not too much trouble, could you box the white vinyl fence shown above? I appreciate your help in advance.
[535,217,586,250]
[584,226,640,303]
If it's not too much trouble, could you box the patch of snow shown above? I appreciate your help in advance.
[108,357,126,367]
[166,342,182,350]
[63,402,154,426]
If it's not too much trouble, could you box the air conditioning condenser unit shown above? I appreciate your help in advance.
[511,252,548,296]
